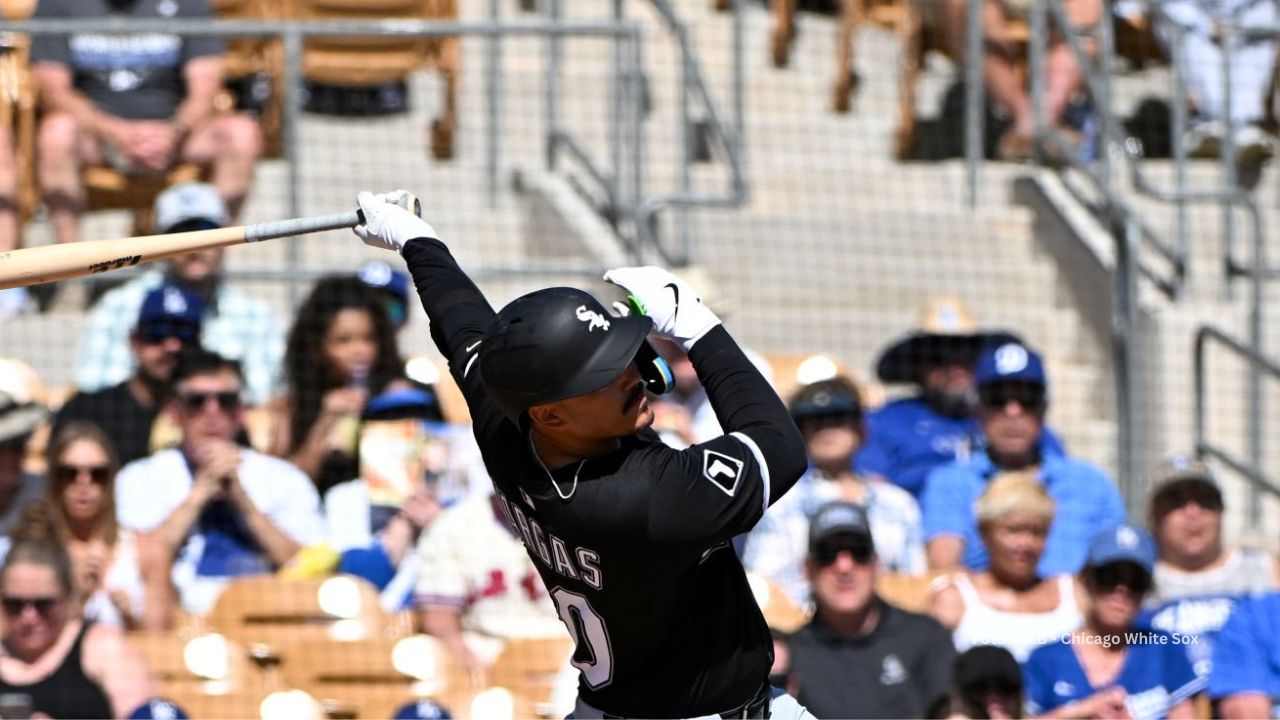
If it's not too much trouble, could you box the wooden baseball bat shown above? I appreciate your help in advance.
[0,193,422,290]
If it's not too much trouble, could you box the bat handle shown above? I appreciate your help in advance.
[244,192,423,243]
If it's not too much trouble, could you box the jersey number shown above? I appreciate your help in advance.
[550,587,613,689]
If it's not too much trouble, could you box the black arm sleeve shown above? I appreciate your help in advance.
[687,326,808,504]
[400,238,507,438]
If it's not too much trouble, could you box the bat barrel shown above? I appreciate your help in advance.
[0,227,248,290]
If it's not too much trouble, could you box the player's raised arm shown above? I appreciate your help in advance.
[604,266,808,507]
[354,191,505,433]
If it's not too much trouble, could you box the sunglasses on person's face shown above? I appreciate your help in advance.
[1154,483,1224,517]
[135,321,199,345]
[814,539,875,567]
[979,382,1046,413]
[1089,562,1152,596]
[963,679,1022,698]
[1,596,59,618]
[54,464,110,486]
[179,391,241,413]
[796,413,857,433]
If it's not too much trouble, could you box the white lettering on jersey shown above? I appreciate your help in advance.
[494,494,517,528]
[527,518,553,566]
[702,449,744,496]
[575,305,611,332]
[577,548,603,590]
[494,490,604,589]
[509,503,535,548]
[550,537,580,580]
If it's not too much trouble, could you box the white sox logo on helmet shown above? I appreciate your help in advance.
[576,305,611,332]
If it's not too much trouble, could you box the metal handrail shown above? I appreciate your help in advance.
[1193,325,1280,500]
[631,0,749,266]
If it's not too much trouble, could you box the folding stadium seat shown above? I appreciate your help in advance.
[282,0,459,159]
[279,634,477,719]
[486,636,576,719]
[205,574,413,650]
[875,571,946,614]
[746,572,811,633]
[129,628,269,718]
[209,0,286,158]
[0,0,39,233]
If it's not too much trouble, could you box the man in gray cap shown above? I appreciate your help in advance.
[785,501,954,718]
[73,182,283,404]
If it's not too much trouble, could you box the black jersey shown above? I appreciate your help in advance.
[402,239,808,718]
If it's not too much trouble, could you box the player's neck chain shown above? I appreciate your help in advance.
[528,434,584,501]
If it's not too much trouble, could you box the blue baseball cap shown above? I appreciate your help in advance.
[1086,523,1157,573]
[392,698,453,719]
[362,387,443,421]
[358,260,411,327]
[974,342,1047,389]
[135,284,204,333]
[127,698,191,719]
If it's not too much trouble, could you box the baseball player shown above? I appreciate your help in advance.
[354,191,813,719]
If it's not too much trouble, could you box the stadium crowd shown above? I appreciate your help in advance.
[0,196,1276,716]
[0,0,1278,718]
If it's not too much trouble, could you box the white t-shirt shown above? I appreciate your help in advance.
[81,529,146,628]
[115,447,324,613]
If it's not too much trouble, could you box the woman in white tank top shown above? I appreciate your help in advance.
[930,471,1084,662]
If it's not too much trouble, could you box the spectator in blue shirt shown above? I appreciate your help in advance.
[1210,593,1280,718]
[855,297,1047,500]
[922,342,1124,574]
[1024,524,1204,720]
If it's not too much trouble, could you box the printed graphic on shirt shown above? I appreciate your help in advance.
[880,654,908,685]
[70,33,182,93]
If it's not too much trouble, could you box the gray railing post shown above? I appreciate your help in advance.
[965,0,985,207]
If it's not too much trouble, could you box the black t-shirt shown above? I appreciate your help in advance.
[53,381,156,466]
[789,598,956,719]
[30,0,223,121]
[402,239,808,718]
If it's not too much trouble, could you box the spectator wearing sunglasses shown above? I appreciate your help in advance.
[1025,524,1204,719]
[1138,457,1277,688]
[922,343,1124,575]
[55,283,204,467]
[787,502,954,718]
[856,297,1065,502]
[38,422,167,631]
[114,348,323,615]
[744,377,925,607]
[930,471,1084,663]
[73,182,284,405]
[0,537,153,719]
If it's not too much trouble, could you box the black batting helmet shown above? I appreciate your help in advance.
[479,287,655,424]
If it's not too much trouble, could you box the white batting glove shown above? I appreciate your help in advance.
[353,190,438,253]
[603,266,721,351]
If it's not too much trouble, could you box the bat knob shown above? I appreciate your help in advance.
[356,190,423,226]
[396,193,423,219]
